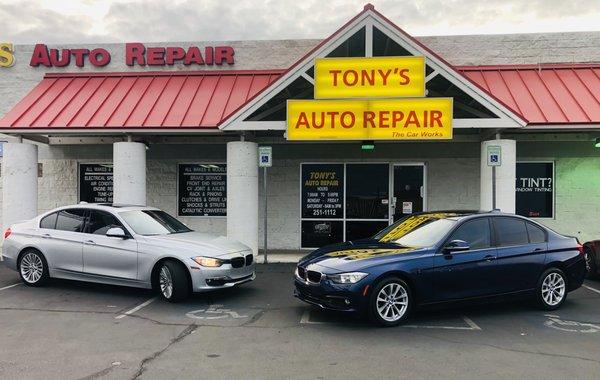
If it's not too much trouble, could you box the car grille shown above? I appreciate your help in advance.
[297,266,307,280]
[230,257,245,268]
[245,254,253,266]
[306,270,322,284]
[297,266,322,284]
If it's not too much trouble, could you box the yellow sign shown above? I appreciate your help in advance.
[314,56,425,99]
[287,98,453,141]
[0,43,15,68]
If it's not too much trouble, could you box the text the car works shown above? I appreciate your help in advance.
[314,57,425,98]
[29,43,235,67]
[287,98,453,141]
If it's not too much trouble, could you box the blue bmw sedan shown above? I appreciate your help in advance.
[294,211,587,326]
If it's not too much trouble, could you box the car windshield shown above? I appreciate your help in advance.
[373,213,458,248]
[119,210,192,236]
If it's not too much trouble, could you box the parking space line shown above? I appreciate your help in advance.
[0,283,21,291]
[583,284,600,295]
[299,310,481,330]
[115,297,157,319]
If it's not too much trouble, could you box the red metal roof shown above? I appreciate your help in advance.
[459,64,600,124]
[0,70,282,129]
[1,64,599,130]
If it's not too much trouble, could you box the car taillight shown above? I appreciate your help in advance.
[4,228,11,239]
[577,243,584,256]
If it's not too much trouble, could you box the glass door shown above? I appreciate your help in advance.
[392,164,425,222]
[345,163,389,241]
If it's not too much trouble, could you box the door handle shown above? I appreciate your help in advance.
[532,248,543,253]
[42,233,51,239]
[84,240,96,245]
[484,255,496,262]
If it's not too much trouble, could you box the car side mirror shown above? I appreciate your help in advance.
[106,227,127,239]
[444,239,470,253]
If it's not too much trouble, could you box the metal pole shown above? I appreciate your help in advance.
[492,165,497,210]
[263,166,268,264]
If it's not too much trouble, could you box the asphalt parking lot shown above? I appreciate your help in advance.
[1,263,600,379]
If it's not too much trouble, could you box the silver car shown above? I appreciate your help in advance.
[2,204,255,302]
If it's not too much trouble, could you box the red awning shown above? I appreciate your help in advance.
[0,70,282,129]
[1,64,600,130]
[460,64,600,124]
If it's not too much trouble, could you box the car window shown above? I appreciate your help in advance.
[40,212,58,229]
[86,210,123,235]
[119,210,192,236]
[526,222,546,244]
[494,217,529,246]
[447,218,491,250]
[55,209,87,233]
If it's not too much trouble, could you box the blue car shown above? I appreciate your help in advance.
[294,211,586,326]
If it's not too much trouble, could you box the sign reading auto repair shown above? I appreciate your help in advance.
[287,56,452,141]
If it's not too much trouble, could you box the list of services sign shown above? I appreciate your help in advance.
[287,56,452,141]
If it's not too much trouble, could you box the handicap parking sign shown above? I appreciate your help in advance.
[487,145,501,166]
[258,146,272,167]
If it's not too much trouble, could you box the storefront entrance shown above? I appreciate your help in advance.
[300,162,426,248]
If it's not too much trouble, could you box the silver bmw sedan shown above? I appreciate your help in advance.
[1,204,255,302]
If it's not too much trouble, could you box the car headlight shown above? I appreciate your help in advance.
[328,272,368,284]
[192,256,224,267]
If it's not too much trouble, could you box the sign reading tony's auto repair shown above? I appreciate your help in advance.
[516,162,554,218]
[178,164,227,217]
[287,56,453,141]
[79,163,113,203]
[301,164,344,218]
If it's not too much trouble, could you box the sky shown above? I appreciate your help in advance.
[1,0,600,44]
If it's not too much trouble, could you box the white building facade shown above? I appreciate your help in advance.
[1,6,600,254]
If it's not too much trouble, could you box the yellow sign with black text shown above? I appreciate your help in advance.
[287,98,453,141]
[314,56,425,99]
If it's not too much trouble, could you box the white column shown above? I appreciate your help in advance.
[113,142,146,206]
[227,141,258,254]
[480,139,516,213]
[2,142,38,231]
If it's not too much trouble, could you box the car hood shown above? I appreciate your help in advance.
[299,240,429,272]
[142,231,250,257]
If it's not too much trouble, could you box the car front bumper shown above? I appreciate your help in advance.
[293,277,369,313]
[190,263,256,292]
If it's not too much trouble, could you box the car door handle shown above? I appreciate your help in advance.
[84,240,96,245]
[42,233,51,239]
[484,255,496,262]
[532,248,544,253]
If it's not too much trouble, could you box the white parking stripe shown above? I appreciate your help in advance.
[583,284,600,295]
[115,297,157,319]
[0,283,21,291]
[299,309,481,330]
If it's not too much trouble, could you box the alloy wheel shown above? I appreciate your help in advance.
[376,282,409,322]
[20,252,44,284]
[159,266,174,299]
[541,272,566,306]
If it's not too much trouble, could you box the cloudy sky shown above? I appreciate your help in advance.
[1,0,599,44]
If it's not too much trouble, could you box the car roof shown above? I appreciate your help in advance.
[47,203,159,214]
[410,210,520,221]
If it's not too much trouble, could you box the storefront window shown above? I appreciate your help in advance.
[178,163,226,217]
[79,163,113,203]
[515,162,554,218]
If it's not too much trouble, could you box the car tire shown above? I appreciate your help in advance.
[536,268,568,311]
[584,247,598,279]
[158,260,190,303]
[368,276,412,327]
[18,249,49,287]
